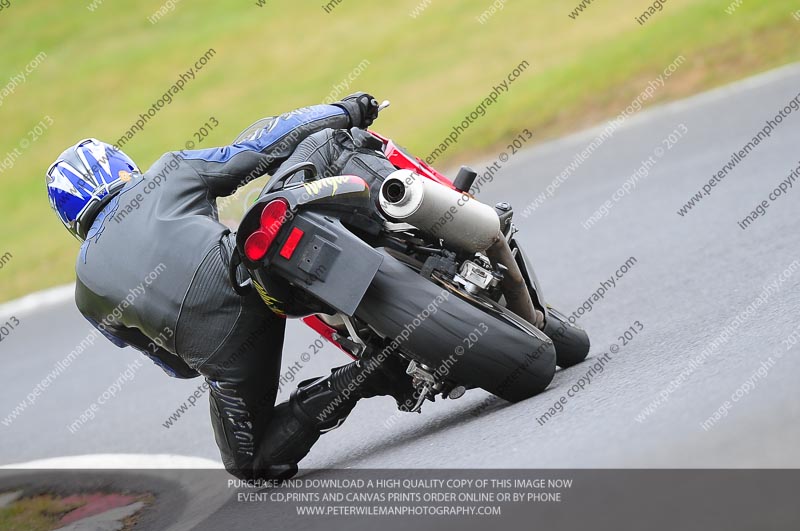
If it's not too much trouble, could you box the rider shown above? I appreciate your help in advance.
[46,93,414,480]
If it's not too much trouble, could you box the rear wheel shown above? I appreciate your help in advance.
[355,249,556,402]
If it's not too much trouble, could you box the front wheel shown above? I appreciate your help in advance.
[355,249,556,402]
[543,306,590,368]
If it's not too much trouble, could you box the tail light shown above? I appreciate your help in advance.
[243,199,289,261]
[279,227,305,259]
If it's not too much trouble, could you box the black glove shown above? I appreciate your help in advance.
[334,92,380,129]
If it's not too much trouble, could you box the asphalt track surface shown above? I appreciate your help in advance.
[1,65,799,527]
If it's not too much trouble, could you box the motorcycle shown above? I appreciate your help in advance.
[232,102,590,411]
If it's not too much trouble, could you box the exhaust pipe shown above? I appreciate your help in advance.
[486,235,543,329]
[378,170,501,254]
[379,170,541,328]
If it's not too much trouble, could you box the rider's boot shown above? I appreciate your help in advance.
[254,354,415,477]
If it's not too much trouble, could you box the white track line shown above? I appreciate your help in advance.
[1,453,222,469]
[0,283,74,320]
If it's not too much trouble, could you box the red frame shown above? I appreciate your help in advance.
[369,131,457,190]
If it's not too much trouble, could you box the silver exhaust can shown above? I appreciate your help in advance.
[378,169,501,253]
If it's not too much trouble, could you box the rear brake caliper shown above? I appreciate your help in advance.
[453,257,501,296]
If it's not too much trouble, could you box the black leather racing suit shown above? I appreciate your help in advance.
[275,126,398,201]
[73,104,386,477]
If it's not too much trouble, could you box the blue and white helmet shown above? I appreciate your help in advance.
[46,139,139,240]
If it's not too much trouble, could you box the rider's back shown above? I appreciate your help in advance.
[74,151,246,369]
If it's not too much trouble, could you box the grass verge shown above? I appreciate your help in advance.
[0,0,798,301]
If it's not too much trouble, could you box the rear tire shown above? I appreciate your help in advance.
[543,306,590,368]
[355,249,556,402]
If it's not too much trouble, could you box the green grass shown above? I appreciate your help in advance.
[0,0,798,302]
[0,495,82,531]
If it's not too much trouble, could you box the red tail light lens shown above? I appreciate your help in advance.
[260,199,289,237]
[279,227,305,259]
[243,199,289,261]
[244,230,270,261]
